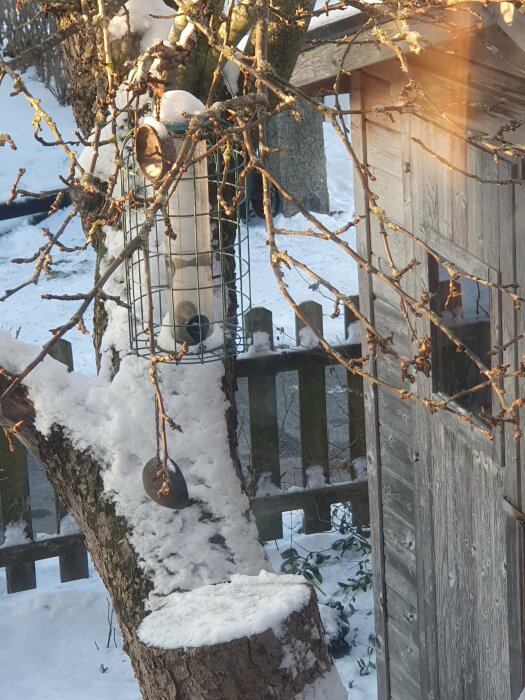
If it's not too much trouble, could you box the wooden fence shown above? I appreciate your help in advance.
[0,301,368,593]
[241,301,367,539]
[0,0,68,102]
[0,340,89,594]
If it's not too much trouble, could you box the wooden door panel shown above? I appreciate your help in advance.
[431,420,509,699]
[408,117,516,700]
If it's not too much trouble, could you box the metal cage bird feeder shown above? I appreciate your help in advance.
[121,91,251,363]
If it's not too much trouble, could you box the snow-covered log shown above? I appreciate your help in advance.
[0,333,344,699]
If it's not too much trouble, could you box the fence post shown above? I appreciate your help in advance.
[345,299,369,528]
[244,308,282,540]
[295,301,331,533]
[49,340,89,582]
[0,433,36,593]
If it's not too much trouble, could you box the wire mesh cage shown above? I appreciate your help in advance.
[121,117,251,363]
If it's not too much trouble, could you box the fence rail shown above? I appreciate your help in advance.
[0,340,89,593]
[240,300,367,539]
[0,301,367,593]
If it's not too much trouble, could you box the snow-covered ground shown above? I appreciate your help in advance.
[0,71,357,374]
[0,70,373,699]
[0,511,376,700]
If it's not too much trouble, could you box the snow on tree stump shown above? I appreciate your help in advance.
[267,102,330,218]
[134,571,346,700]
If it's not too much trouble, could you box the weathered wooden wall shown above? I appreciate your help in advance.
[351,24,525,700]
[351,66,421,700]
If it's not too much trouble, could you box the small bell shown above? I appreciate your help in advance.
[142,457,191,509]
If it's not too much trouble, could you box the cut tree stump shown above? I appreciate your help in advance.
[134,572,346,700]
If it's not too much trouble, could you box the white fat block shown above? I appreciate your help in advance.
[165,138,214,345]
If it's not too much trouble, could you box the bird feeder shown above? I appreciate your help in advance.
[121,90,251,363]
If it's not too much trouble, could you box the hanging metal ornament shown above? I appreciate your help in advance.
[142,456,191,509]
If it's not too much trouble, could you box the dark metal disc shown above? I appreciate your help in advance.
[142,457,191,509]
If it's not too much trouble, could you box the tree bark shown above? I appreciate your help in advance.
[4,3,345,698]
[53,2,108,136]
[0,367,344,699]
[130,586,336,700]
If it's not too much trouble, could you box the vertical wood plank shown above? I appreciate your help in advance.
[408,113,440,700]
[498,159,524,698]
[244,308,282,540]
[466,145,483,258]
[295,301,330,533]
[344,300,368,528]
[0,432,35,593]
[345,297,366,459]
[352,69,390,700]
[481,154,499,267]
[49,339,89,582]
[435,128,453,242]
[450,133,468,251]
[417,119,439,236]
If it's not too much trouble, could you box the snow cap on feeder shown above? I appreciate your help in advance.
[122,89,252,363]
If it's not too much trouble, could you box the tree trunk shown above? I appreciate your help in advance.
[2,3,345,698]
[0,358,345,699]
[53,3,108,137]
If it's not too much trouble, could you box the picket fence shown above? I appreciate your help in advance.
[0,0,68,102]
[0,301,368,593]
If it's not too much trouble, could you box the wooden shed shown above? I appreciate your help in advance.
[294,6,525,700]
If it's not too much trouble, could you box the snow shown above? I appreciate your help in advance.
[310,5,361,31]
[0,559,141,700]
[159,90,205,124]
[306,465,328,488]
[223,59,241,95]
[0,69,75,201]
[299,325,321,349]
[59,513,79,535]
[0,209,96,374]
[108,0,174,51]
[351,456,368,482]
[1,511,376,699]
[245,330,273,355]
[138,570,311,648]
[246,121,357,349]
[298,665,347,699]
[0,43,372,700]
[0,331,268,600]
[0,75,357,377]
[256,470,283,496]
[347,321,361,344]
[266,511,377,700]
[0,520,30,547]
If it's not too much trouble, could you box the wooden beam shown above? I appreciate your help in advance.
[307,9,366,43]
[351,68,390,700]
[236,342,361,378]
[295,301,330,533]
[244,308,282,540]
[0,533,85,568]
[292,13,497,92]
[249,481,368,518]
[0,431,35,593]
[0,488,369,563]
